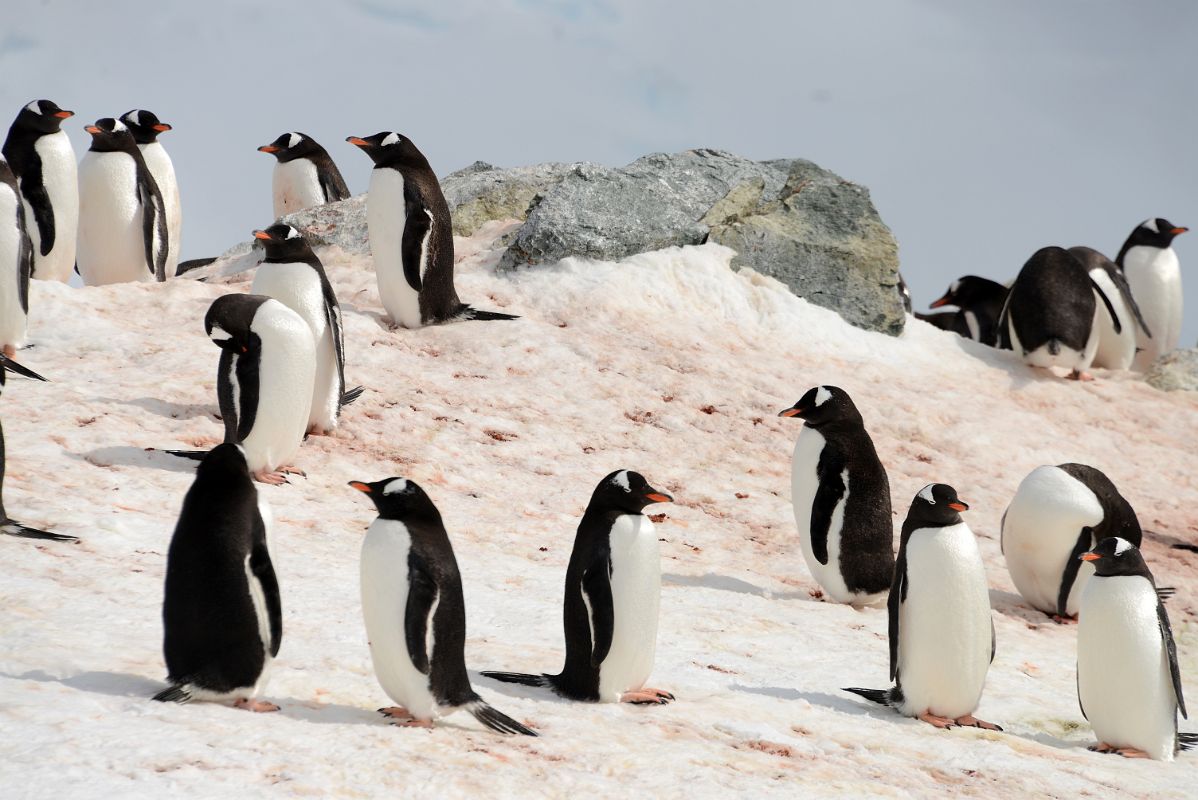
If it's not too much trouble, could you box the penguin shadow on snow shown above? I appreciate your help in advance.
[10,669,163,699]
[731,684,874,716]
[76,446,201,474]
[91,395,217,422]
[988,588,1059,626]
[661,572,811,601]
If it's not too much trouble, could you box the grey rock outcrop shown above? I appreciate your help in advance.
[1146,348,1198,392]
[277,194,370,255]
[441,160,582,236]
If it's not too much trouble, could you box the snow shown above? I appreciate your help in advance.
[2,222,1196,797]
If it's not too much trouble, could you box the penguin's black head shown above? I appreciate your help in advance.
[253,223,316,261]
[204,294,268,355]
[349,477,441,522]
[1126,218,1188,250]
[196,443,252,483]
[84,118,138,154]
[906,483,968,529]
[346,131,427,169]
[119,109,171,145]
[1081,537,1153,579]
[258,132,317,162]
[778,385,862,428]
[13,99,73,135]
[929,276,1006,309]
[589,470,674,515]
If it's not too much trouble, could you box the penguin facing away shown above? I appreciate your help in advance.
[0,157,32,356]
[1077,537,1196,760]
[779,386,894,606]
[926,275,1010,346]
[845,484,999,731]
[120,109,182,278]
[346,132,519,328]
[483,470,676,705]
[1115,218,1188,370]
[154,444,282,712]
[1,99,77,282]
[350,477,537,735]
[1068,246,1151,371]
[250,224,363,434]
[204,294,315,484]
[77,118,168,284]
[258,132,350,219]
[1001,463,1141,622]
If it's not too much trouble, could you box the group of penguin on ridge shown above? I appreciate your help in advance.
[0,97,1194,760]
[902,219,1188,379]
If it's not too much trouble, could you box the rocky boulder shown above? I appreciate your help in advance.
[441,160,583,236]
[1146,348,1198,392]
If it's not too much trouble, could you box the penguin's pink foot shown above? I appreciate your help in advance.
[1050,614,1078,625]
[918,712,958,729]
[621,688,675,705]
[253,470,289,485]
[234,698,279,713]
[391,717,434,729]
[378,706,413,719]
[1068,369,1095,382]
[2,345,15,358]
[1114,747,1150,759]
[954,715,1002,731]
[306,424,333,436]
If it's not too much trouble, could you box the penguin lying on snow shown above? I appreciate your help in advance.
[120,109,181,279]
[258,132,349,219]
[483,471,675,705]
[1068,246,1151,371]
[351,477,536,735]
[1115,218,1188,370]
[0,156,32,357]
[1077,537,1196,760]
[921,275,1009,346]
[845,484,1000,731]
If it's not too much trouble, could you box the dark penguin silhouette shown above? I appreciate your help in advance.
[924,275,1009,346]
[258,132,350,218]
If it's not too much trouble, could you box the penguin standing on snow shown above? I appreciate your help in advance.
[1115,218,1188,370]
[258,132,350,219]
[154,444,282,712]
[76,118,168,285]
[0,157,32,356]
[923,275,1010,346]
[483,470,675,705]
[1001,463,1141,622]
[120,110,182,279]
[2,99,77,283]
[845,484,999,731]
[778,386,894,606]
[250,224,362,434]
[346,132,518,328]
[350,477,537,735]
[1068,246,1151,371]
[1077,537,1196,760]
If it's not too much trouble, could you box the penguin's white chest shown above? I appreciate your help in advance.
[597,514,661,702]
[0,182,27,347]
[1078,576,1177,760]
[789,427,858,604]
[366,168,422,329]
[272,159,325,219]
[139,141,180,277]
[360,519,438,719]
[77,151,153,285]
[1123,246,1182,369]
[1088,268,1137,370]
[896,524,992,719]
[237,303,314,473]
[26,131,77,282]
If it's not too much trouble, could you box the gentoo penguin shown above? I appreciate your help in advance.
[778,386,894,606]
[346,132,518,327]
[1077,537,1196,760]
[1001,463,1141,622]
[926,275,1010,346]
[77,118,168,285]
[845,484,999,731]
[250,224,362,434]
[0,157,32,356]
[914,310,970,337]
[258,132,350,219]
[350,477,537,735]
[0,354,74,542]
[154,444,281,712]
[1,100,77,282]
[204,294,315,484]
[1068,246,1151,371]
[1115,218,1188,370]
[120,110,181,278]
[483,470,675,705]
[999,246,1113,380]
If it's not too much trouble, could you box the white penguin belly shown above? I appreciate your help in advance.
[0,185,27,349]
[272,159,325,219]
[896,523,992,719]
[360,519,438,719]
[77,152,153,285]
[140,142,180,278]
[1001,466,1103,617]
[789,428,861,604]
[1124,246,1181,370]
[1078,576,1177,760]
[238,302,314,473]
[1010,309,1100,372]
[1088,268,1137,370]
[251,261,339,431]
[367,168,422,329]
[27,131,77,282]
[597,514,661,702]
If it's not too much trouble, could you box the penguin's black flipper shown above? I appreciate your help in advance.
[457,306,520,322]
[1179,732,1198,751]
[340,386,365,407]
[1089,277,1123,335]
[152,684,191,703]
[0,353,48,382]
[843,687,893,707]
[1057,528,1094,618]
[467,700,538,736]
[2,520,78,542]
[479,671,551,688]
[162,449,209,461]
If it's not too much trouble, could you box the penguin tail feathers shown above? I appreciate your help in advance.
[0,353,48,381]
[479,671,551,689]
[1179,732,1198,751]
[1158,586,1177,603]
[1,520,78,542]
[842,687,893,707]
[162,449,209,461]
[152,684,192,704]
[340,386,365,407]
[1047,338,1061,356]
[458,305,520,322]
[466,700,538,736]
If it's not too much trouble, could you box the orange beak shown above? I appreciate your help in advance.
[85,125,102,134]
[1080,552,1101,562]
[349,481,372,494]
[645,492,673,504]
[347,136,369,147]
[54,110,74,119]
[929,294,951,309]
[1171,227,1189,235]
[257,144,281,153]
[948,501,968,512]
[253,230,272,241]
[779,407,804,418]
[152,123,172,132]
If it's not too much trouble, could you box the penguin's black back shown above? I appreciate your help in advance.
[1003,246,1095,353]
[397,156,462,323]
[1058,463,1142,547]
[553,505,619,700]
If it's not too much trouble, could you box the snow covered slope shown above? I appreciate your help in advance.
[2,223,1196,796]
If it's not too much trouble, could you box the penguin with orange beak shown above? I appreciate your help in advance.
[120,110,182,278]
[257,132,349,219]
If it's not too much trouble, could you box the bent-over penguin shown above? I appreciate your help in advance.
[845,484,999,731]
[259,132,350,219]
[347,132,518,327]
[483,470,676,705]
[1077,537,1196,760]
[1001,463,1141,622]
[350,477,537,735]
[1,100,77,282]
[120,109,182,278]
[779,386,894,606]
[0,157,32,356]
[77,118,168,284]
[926,275,1010,346]
[1069,246,1151,371]
[154,444,282,711]
[250,224,362,434]
[1115,218,1188,370]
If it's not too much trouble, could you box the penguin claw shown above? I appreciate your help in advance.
[1050,614,1078,625]
[253,471,289,485]
[1089,743,1149,758]
[233,698,279,713]
[378,706,412,719]
[918,712,958,729]
[391,717,434,729]
[954,715,1002,732]
[1068,369,1095,382]
[621,689,675,705]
